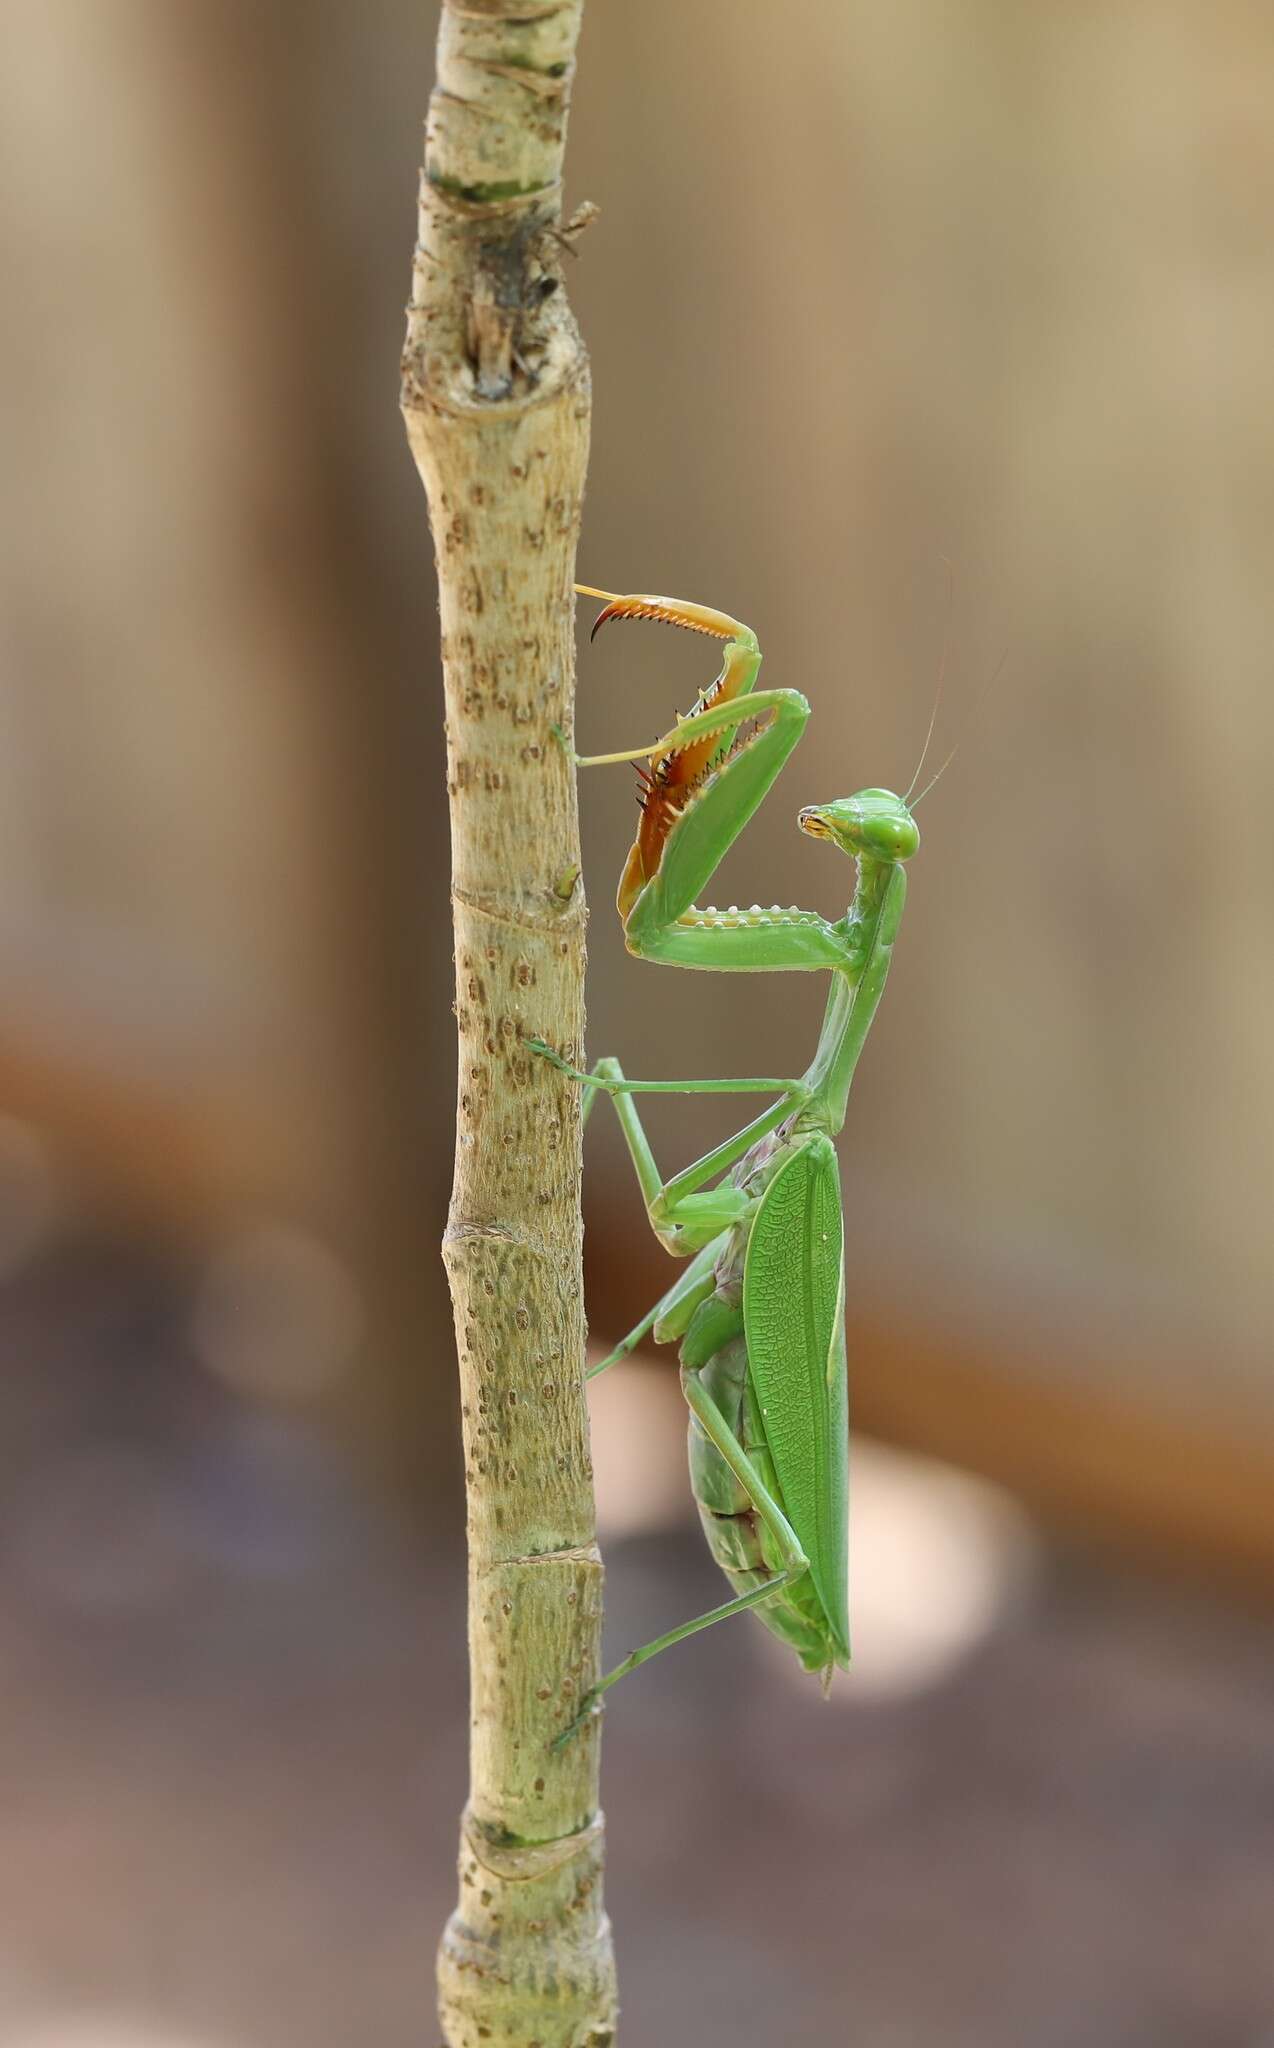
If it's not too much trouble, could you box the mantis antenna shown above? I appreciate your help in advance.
[910,643,1011,810]
[903,557,955,806]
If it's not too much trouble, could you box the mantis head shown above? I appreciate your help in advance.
[798,789,920,864]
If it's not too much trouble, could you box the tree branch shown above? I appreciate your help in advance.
[401,4,616,2043]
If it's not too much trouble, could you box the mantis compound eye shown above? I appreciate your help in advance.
[863,810,920,862]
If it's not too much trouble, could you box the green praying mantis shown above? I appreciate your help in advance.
[531,585,924,1741]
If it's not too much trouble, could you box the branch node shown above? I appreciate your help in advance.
[462,1804,606,1884]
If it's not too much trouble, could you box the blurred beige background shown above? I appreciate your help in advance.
[1,3,1273,2043]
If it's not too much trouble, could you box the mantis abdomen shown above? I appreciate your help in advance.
[689,1331,838,1672]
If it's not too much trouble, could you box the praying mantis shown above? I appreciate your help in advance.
[530,586,922,1741]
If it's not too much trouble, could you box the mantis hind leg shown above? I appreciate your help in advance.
[554,1371,807,1749]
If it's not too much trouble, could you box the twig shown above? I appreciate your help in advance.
[401,4,616,2043]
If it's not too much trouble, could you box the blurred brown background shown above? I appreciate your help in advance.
[2,3,1273,2043]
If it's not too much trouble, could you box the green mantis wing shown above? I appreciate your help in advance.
[742,1133,849,1665]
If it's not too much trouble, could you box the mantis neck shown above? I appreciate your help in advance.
[800,856,908,1135]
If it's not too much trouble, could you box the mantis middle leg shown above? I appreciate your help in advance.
[587,1237,723,1382]
[535,1044,810,1251]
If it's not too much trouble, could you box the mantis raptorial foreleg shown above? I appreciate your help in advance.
[574,686,801,772]
[556,1371,808,1747]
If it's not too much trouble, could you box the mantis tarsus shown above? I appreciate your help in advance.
[530,586,920,1744]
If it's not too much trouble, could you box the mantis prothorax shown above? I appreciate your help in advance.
[530,586,920,1743]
